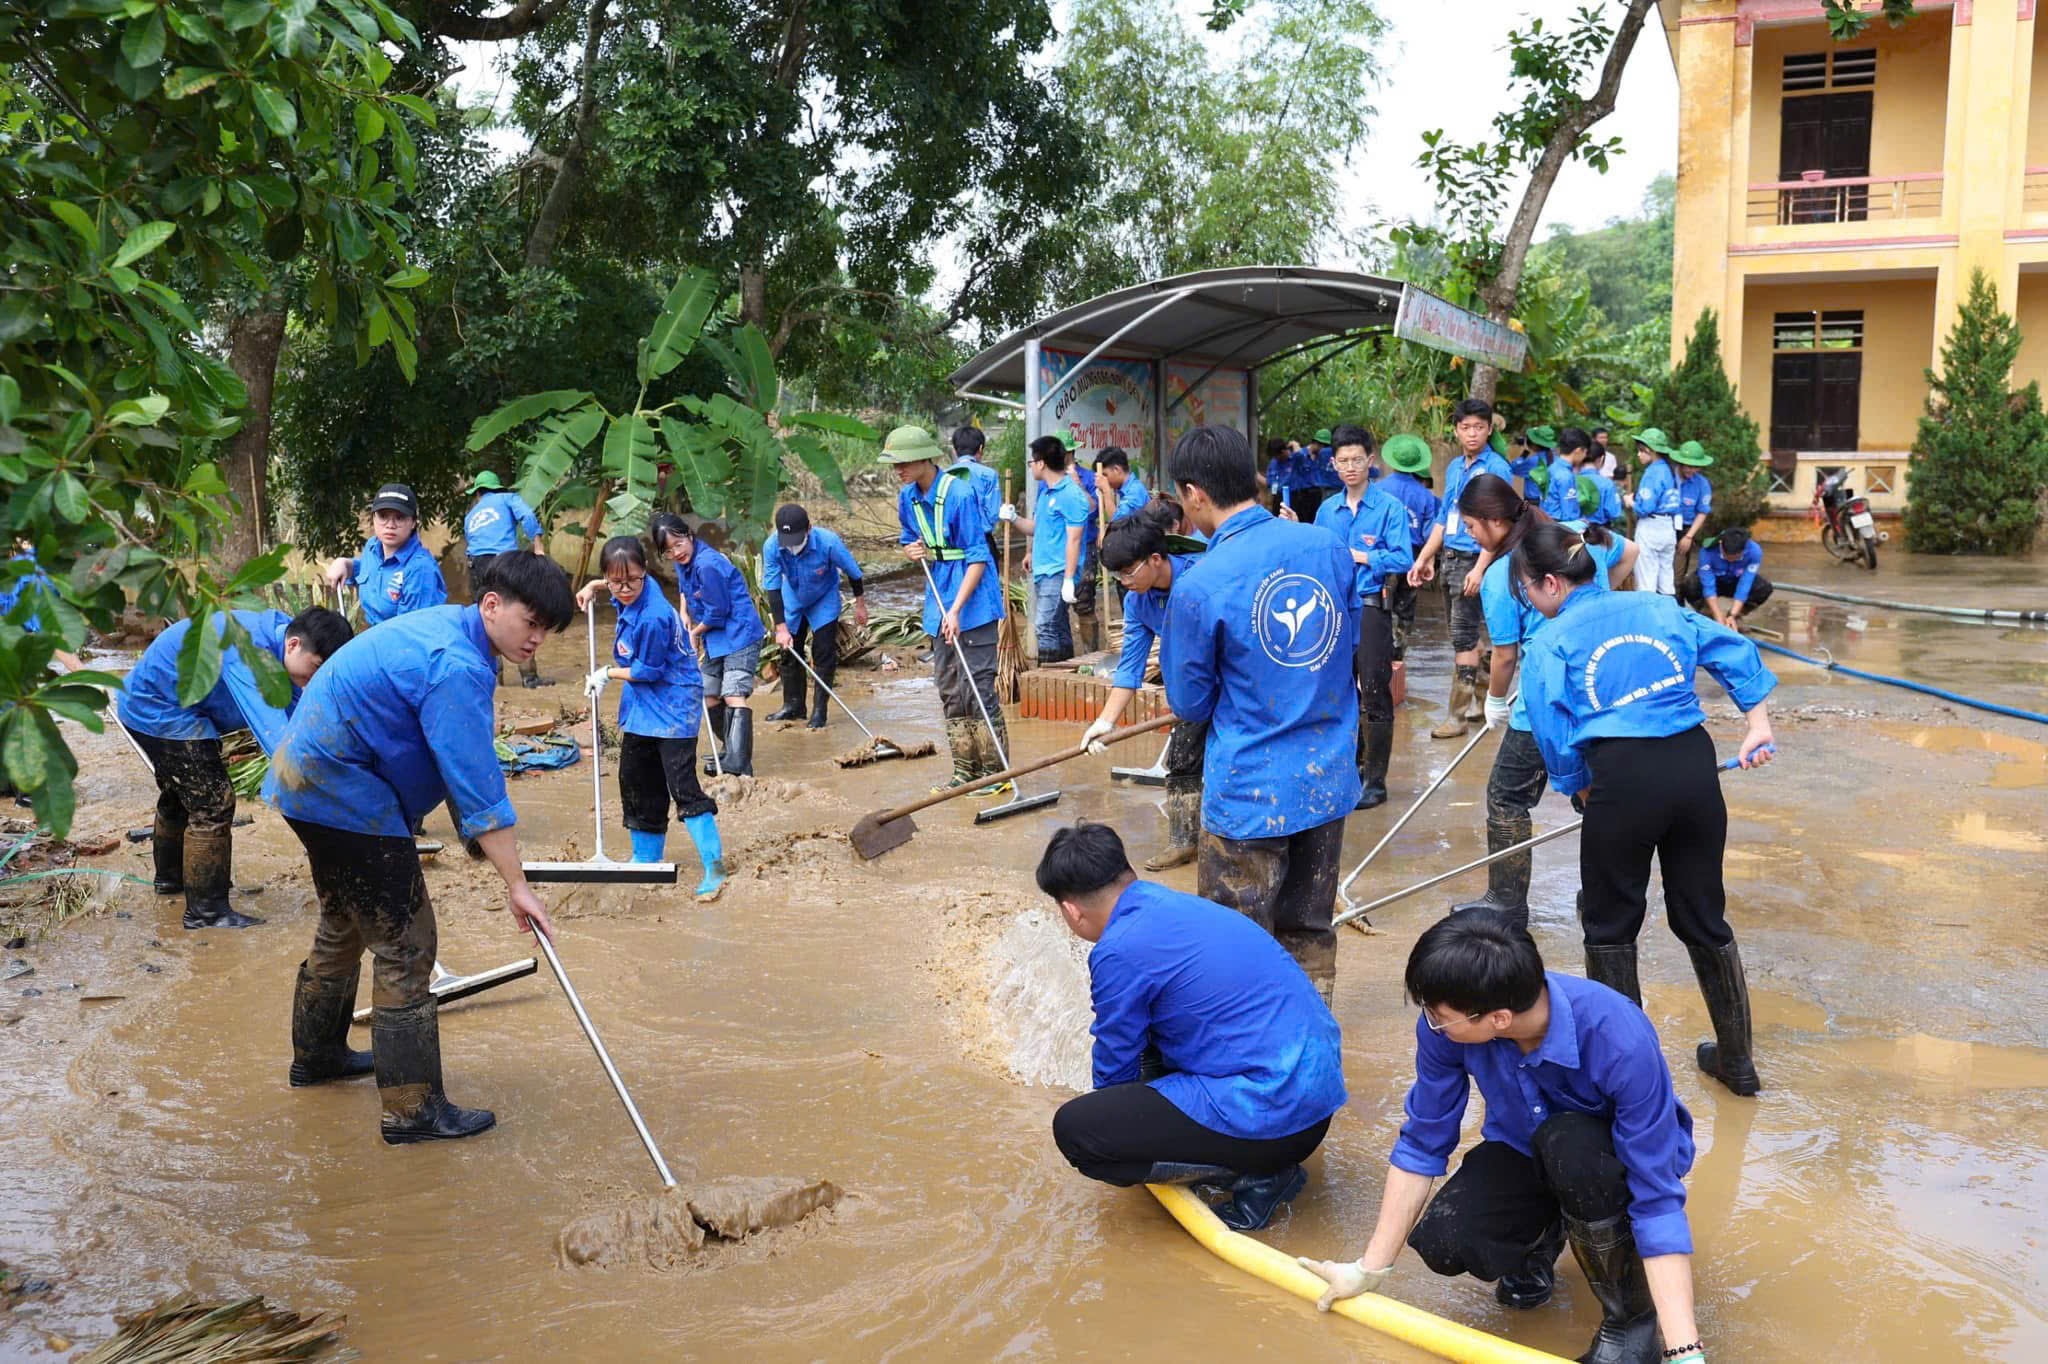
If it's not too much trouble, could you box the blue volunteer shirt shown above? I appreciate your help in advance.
[1677,472,1714,530]
[348,533,447,626]
[117,609,301,754]
[611,581,702,739]
[1381,471,1440,551]
[949,456,1002,532]
[1697,540,1763,604]
[1391,971,1696,1258]
[1305,444,1343,491]
[1633,459,1681,524]
[1091,879,1347,1141]
[677,544,765,657]
[1540,457,1583,521]
[1521,588,1779,795]
[1031,475,1092,580]
[1075,464,1102,551]
[0,552,53,633]
[1440,448,1515,553]
[761,525,863,632]
[1478,523,1628,732]
[1165,506,1361,838]
[1266,451,1298,501]
[1509,450,1545,500]
[1312,485,1416,609]
[899,468,1003,636]
[264,604,513,840]
[1111,472,1150,522]
[1112,552,1200,690]
[462,491,542,557]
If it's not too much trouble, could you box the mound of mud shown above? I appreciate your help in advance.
[705,776,844,815]
[559,1176,843,1270]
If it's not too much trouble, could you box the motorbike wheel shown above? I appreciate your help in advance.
[1821,523,1856,562]
[1860,534,1878,570]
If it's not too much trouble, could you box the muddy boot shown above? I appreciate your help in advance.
[373,997,495,1145]
[701,708,729,776]
[1451,814,1532,930]
[1563,1212,1661,1364]
[1079,611,1103,654]
[1431,669,1474,739]
[1461,663,1487,721]
[765,666,806,722]
[972,715,1014,795]
[519,658,546,689]
[1688,940,1761,1096]
[1142,786,1201,871]
[1496,1217,1565,1309]
[683,813,727,903]
[151,814,184,896]
[935,717,980,792]
[183,895,265,930]
[806,688,830,730]
[1355,719,1393,810]
[288,963,374,1087]
[1584,943,1641,1006]
[1216,1165,1307,1231]
[722,707,755,777]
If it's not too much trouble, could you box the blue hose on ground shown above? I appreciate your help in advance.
[1752,637,2048,726]
[1774,581,2048,622]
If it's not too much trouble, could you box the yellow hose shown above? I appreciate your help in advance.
[1147,1183,1572,1364]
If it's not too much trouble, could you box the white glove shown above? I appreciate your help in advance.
[582,667,610,700]
[1294,1257,1391,1312]
[1483,692,1512,728]
[1060,577,1077,604]
[1082,716,1115,755]
[998,502,1017,522]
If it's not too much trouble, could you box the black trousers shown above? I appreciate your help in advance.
[618,731,717,828]
[1409,1113,1632,1283]
[1052,1081,1331,1186]
[1290,487,1329,524]
[1355,601,1394,726]
[1680,575,1774,612]
[1198,816,1346,990]
[132,731,234,900]
[287,818,437,1008]
[1388,578,1419,660]
[778,618,840,707]
[1579,726,1734,950]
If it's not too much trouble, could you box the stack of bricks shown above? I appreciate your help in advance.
[1017,655,1171,725]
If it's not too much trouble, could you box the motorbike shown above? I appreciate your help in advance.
[1813,467,1879,570]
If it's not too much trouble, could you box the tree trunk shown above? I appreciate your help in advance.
[523,0,611,271]
[1468,0,1656,403]
[222,306,287,572]
[731,2,810,340]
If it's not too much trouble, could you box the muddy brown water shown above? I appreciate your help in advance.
[4,542,2047,1360]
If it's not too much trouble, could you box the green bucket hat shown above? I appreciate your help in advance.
[1314,427,1332,444]
[469,470,505,492]
[1056,430,1077,452]
[1635,427,1676,458]
[1381,434,1432,474]
[1527,425,1557,450]
[1487,432,1509,457]
[1672,439,1715,468]
[877,424,945,465]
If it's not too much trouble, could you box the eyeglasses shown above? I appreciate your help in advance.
[1111,565,1146,586]
[1333,455,1370,468]
[606,573,647,588]
[1421,1007,1485,1033]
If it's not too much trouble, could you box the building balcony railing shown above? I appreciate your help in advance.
[1745,172,1943,227]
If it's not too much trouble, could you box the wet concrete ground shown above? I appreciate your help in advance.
[2,542,2046,1360]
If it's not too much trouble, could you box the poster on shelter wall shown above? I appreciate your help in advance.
[1165,363,1250,454]
[1038,349,1154,464]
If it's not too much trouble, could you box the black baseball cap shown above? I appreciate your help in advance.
[774,503,810,550]
[369,483,418,518]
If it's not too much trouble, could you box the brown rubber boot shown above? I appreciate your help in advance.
[935,717,980,792]
[1142,786,1201,871]
[1431,670,1472,739]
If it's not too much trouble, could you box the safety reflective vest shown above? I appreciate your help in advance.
[910,469,971,561]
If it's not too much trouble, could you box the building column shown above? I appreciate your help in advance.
[1672,8,1741,379]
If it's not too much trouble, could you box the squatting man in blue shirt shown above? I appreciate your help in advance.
[1042,823,1346,1233]
[1300,912,1707,1364]
[265,552,573,1145]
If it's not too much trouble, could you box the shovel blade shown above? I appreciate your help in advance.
[973,790,1062,825]
[522,860,678,885]
[850,810,918,861]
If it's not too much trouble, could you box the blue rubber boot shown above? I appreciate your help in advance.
[628,829,668,864]
[684,813,727,902]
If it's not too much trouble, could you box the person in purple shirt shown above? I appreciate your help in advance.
[1300,912,1704,1364]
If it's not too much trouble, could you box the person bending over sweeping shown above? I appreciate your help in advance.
[647,515,766,779]
[761,502,867,730]
[118,606,353,929]
[1083,499,1205,870]
[1163,425,1358,1005]
[264,552,570,1143]
[1300,911,1705,1364]
[1043,823,1345,1232]
[576,536,728,901]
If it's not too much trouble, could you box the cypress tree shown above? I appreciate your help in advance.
[1904,269,2048,555]
[1641,309,1769,532]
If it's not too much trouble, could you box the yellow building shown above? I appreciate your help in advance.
[1663,0,2048,523]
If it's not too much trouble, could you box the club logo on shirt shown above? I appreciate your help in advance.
[467,506,502,533]
[387,569,404,603]
[1252,571,1342,670]
[1582,633,1686,711]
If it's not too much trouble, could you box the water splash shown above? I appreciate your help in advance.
[984,908,1095,1091]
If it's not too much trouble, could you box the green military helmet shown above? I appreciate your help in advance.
[1672,439,1715,468]
[877,424,945,465]
[1634,427,1676,458]
[469,470,505,493]
[1381,433,1432,474]
[1527,424,1557,451]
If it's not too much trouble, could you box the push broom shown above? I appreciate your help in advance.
[782,645,936,768]
[522,600,677,885]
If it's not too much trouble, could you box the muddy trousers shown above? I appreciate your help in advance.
[932,621,1007,784]
[285,819,443,1126]
[131,731,233,902]
[1354,602,1395,799]
[1197,817,1345,999]
[617,731,717,829]
[1387,578,1419,660]
[1052,1081,1331,1187]
[775,619,839,716]
[1407,1113,1631,1283]
[1153,719,1208,861]
[1578,728,1735,954]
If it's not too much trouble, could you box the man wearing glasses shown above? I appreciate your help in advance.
[1300,910,1705,1364]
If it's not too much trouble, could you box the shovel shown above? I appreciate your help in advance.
[918,558,1060,825]
[784,644,933,765]
[523,600,677,885]
[850,713,1177,860]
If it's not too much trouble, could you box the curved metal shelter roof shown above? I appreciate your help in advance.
[948,266,1406,397]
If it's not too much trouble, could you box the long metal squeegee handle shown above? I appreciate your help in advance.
[533,928,676,1189]
[790,645,878,745]
[1339,723,1492,904]
[585,599,607,860]
[918,557,1013,770]
[1333,821,1585,931]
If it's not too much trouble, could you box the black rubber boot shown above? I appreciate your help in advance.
[765,665,806,721]
[373,997,495,1145]
[288,963,374,1087]
[1584,943,1640,1005]
[151,818,184,896]
[722,707,755,777]
[701,706,730,776]
[806,688,830,729]
[1215,1165,1308,1231]
[1355,719,1393,810]
[182,895,265,930]
[1688,940,1761,1096]
[1563,1212,1662,1364]
[1451,814,1532,930]
[1144,1161,1236,1186]
[1495,1217,1564,1308]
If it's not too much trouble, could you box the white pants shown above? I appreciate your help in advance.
[1633,516,1678,595]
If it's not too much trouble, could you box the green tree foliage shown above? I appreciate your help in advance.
[1641,310,1769,532]
[1,0,431,835]
[1904,270,2048,555]
[1527,175,1675,421]
[1821,0,1916,41]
